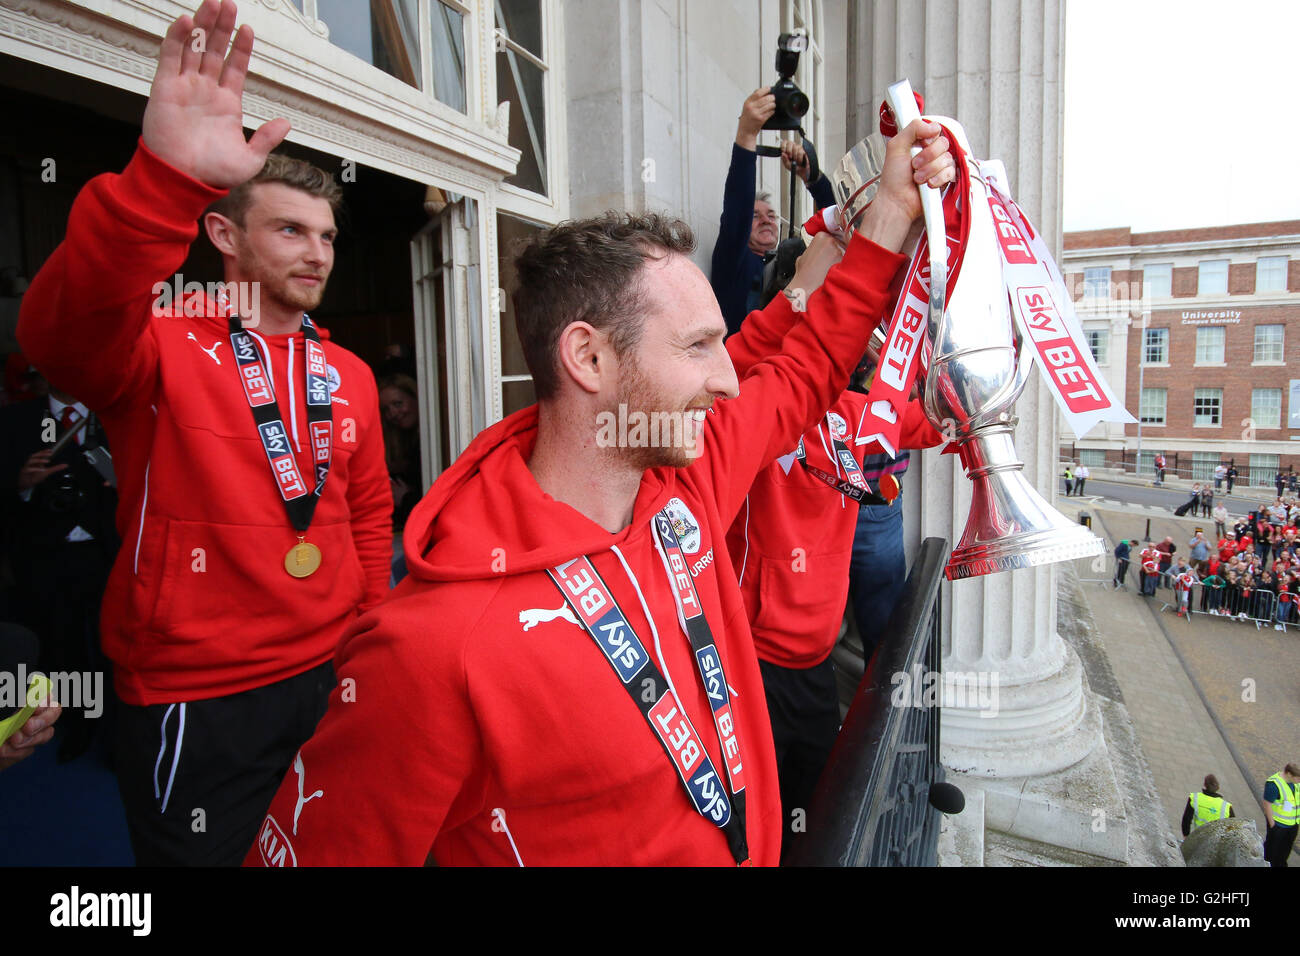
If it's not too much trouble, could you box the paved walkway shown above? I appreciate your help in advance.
[1057,496,1298,857]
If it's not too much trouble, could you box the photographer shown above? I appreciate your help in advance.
[710,86,834,335]
[0,380,118,761]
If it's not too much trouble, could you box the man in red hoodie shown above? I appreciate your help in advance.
[246,117,955,863]
[17,0,391,864]
[723,289,942,853]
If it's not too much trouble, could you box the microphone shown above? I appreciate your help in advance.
[928,780,966,815]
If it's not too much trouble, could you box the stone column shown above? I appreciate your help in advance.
[850,0,1101,779]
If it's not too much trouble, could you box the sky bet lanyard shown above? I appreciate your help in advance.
[794,419,889,505]
[227,313,333,575]
[547,507,749,865]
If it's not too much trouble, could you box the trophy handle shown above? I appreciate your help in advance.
[884,79,946,343]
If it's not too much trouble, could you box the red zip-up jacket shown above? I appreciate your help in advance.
[723,298,941,667]
[245,234,906,866]
[17,142,392,705]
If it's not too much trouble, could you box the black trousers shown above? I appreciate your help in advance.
[758,656,841,863]
[1265,823,1297,867]
[1113,558,1129,587]
[114,660,334,866]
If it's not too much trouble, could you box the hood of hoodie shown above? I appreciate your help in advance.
[164,292,335,343]
[404,405,688,583]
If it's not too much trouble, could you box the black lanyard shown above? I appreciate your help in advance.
[227,316,333,531]
[548,506,749,864]
[794,418,888,505]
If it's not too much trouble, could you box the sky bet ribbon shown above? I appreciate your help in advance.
[227,313,333,578]
[793,417,894,505]
[548,510,749,864]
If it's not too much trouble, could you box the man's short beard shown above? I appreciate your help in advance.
[237,246,327,315]
[610,353,699,471]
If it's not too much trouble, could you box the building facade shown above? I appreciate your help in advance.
[1062,221,1300,486]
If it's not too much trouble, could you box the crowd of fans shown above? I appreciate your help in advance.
[1117,495,1300,629]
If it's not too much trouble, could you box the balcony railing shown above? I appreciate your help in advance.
[787,537,956,866]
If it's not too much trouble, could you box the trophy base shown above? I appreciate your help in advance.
[945,427,1105,581]
[946,524,1104,580]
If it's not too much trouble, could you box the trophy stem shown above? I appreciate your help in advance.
[946,424,1103,581]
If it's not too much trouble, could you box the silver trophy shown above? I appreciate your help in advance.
[832,80,1103,580]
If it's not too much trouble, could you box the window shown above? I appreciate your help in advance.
[1143,263,1172,299]
[1250,454,1280,488]
[1257,256,1288,292]
[1137,450,1156,476]
[1085,329,1109,365]
[1193,388,1223,427]
[1191,452,1219,482]
[1254,324,1285,363]
[496,212,543,415]
[318,0,467,110]
[1139,388,1166,425]
[1198,259,1229,295]
[1083,267,1111,299]
[1143,328,1168,364]
[1252,388,1282,429]
[1195,326,1225,364]
[496,0,549,196]
[1078,449,1105,468]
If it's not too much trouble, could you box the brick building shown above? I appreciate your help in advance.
[1061,221,1300,487]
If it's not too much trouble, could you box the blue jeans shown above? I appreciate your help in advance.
[848,502,907,666]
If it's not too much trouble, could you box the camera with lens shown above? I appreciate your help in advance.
[763,31,810,131]
[40,468,88,515]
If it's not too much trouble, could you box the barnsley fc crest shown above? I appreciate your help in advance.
[664,497,702,555]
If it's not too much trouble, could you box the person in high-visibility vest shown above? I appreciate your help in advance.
[1181,774,1234,835]
[1262,763,1300,867]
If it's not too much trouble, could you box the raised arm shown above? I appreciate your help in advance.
[725,235,845,376]
[693,119,954,527]
[17,0,288,411]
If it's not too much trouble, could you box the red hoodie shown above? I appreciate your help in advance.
[245,234,906,866]
[17,142,392,705]
[723,298,941,668]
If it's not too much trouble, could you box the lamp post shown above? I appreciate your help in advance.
[1135,307,1149,479]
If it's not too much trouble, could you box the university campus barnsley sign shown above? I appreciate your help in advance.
[1180,310,1242,325]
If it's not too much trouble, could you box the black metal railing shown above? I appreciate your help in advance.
[788,536,953,866]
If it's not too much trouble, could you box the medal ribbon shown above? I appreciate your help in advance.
[793,418,889,505]
[226,312,333,532]
[547,507,750,865]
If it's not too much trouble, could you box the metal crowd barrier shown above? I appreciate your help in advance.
[1160,580,1290,630]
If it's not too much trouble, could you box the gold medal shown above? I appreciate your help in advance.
[285,536,322,578]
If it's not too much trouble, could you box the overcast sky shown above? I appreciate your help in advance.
[1063,0,1300,232]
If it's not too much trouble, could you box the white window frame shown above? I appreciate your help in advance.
[1254,324,1285,364]
[1143,327,1168,366]
[1194,325,1225,365]
[1139,387,1167,426]
[1193,387,1223,428]
[1250,454,1281,488]
[1257,255,1288,292]
[1198,258,1229,295]
[1085,328,1109,366]
[1083,266,1111,299]
[1252,388,1283,429]
[493,0,570,225]
[1143,262,1172,300]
